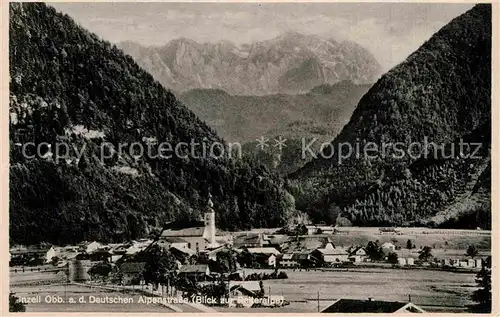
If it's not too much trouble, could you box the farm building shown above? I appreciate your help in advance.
[178,264,210,281]
[381,242,396,253]
[280,253,298,267]
[312,242,349,264]
[475,259,483,267]
[321,298,425,313]
[119,262,146,285]
[348,247,367,263]
[9,245,55,265]
[233,233,266,248]
[228,280,263,308]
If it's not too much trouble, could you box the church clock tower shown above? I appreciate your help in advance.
[203,192,217,248]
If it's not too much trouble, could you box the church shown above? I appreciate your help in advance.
[159,193,232,253]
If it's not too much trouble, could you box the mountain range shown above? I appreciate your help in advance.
[117,32,381,95]
[289,4,491,229]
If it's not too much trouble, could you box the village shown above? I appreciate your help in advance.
[10,196,491,313]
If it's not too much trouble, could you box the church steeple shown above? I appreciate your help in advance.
[203,192,217,247]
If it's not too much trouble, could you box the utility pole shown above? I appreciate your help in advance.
[317,290,320,312]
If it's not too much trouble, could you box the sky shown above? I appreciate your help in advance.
[50,2,474,72]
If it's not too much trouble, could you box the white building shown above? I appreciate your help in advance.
[381,242,396,253]
[314,242,349,263]
[160,193,230,253]
[45,246,57,263]
[85,241,102,254]
[349,247,367,263]
[475,259,483,267]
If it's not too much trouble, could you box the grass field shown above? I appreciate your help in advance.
[217,268,479,313]
[10,265,481,313]
[284,229,491,253]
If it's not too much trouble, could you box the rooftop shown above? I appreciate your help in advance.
[161,227,205,237]
[246,247,281,255]
[120,262,146,274]
[321,299,424,313]
[179,264,209,274]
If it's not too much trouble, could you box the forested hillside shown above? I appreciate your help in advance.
[180,82,371,143]
[180,82,371,175]
[9,3,294,245]
[289,4,491,228]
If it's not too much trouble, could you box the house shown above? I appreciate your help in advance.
[110,255,123,263]
[312,242,349,264]
[119,262,146,285]
[10,245,53,265]
[125,244,145,255]
[294,253,319,267]
[89,248,112,262]
[407,258,415,266]
[475,259,483,267]
[132,239,153,249]
[111,244,130,255]
[267,254,277,267]
[246,247,281,256]
[321,298,426,313]
[178,264,210,281]
[398,258,407,266]
[169,246,196,263]
[381,242,396,253]
[200,245,236,261]
[45,246,57,263]
[348,247,367,263]
[280,253,298,267]
[85,241,103,254]
[263,235,290,249]
[228,281,263,308]
[280,253,317,268]
[160,194,224,252]
[233,233,266,248]
[468,259,475,267]
[245,247,281,268]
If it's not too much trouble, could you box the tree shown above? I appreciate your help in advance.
[50,255,60,266]
[294,223,308,236]
[406,239,414,250]
[387,252,399,264]
[466,245,479,259]
[9,293,26,312]
[142,244,178,288]
[366,241,383,261]
[237,248,256,268]
[215,250,237,273]
[418,246,433,262]
[470,256,491,313]
[88,261,112,281]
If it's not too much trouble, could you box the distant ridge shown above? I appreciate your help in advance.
[118,32,381,95]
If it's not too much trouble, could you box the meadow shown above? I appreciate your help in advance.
[219,268,479,313]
